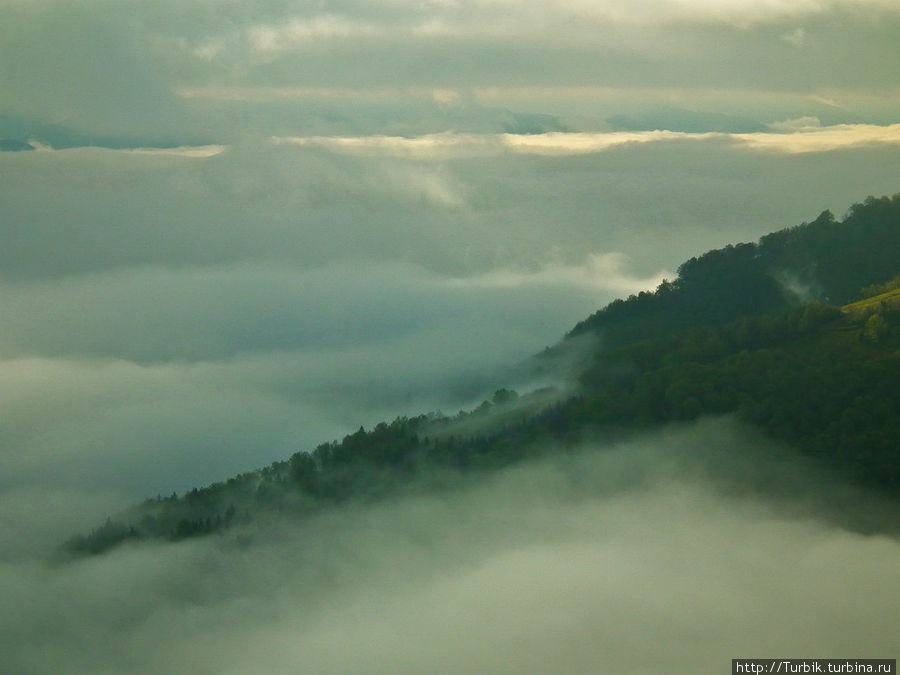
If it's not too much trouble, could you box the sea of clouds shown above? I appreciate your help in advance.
[2,420,898,674]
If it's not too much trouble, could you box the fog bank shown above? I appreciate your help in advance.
[2,420,897,674]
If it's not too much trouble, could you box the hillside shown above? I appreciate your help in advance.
[569,195,900,347]
[842,284,900,317]
[67,195,900,556]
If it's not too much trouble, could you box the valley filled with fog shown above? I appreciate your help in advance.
[4,131,900,530]
[3,0,900,671]
[4,420,900,674]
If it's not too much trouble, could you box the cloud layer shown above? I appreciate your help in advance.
[2,130,900,508]
[2,421,899,674]
[278,124,900,158]
[3,0,900,142]
[3,3,900,669]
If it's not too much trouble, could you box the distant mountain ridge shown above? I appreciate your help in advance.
[66,194,900,556]
[0,113,211,151]
[607,106,767,134]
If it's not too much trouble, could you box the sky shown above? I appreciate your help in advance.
[2,0,900,671]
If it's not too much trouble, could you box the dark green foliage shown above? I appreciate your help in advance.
[861,275,900,299]
[492,388,519,405]
[569,195,900,347]
[758,198,900,303]
[574,302,900,491]
[64,519,138,555]
[863,313,889,342]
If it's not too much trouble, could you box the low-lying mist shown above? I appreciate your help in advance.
[3,418,897,674]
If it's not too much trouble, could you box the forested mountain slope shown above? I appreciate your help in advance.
[67,195,900,555]
[569,195,900,347]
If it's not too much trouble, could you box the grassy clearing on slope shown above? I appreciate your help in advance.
[842,288,900,317]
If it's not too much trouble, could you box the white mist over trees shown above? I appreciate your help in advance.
[2,421,899,674]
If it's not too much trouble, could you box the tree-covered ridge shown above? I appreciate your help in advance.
[568,195,900,348]
[65,386,557,555]
[66,195,900,556]
[576,302,899,483]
